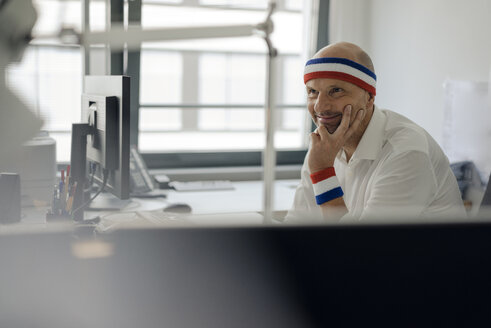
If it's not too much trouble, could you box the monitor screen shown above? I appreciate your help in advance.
[69,75,130,220]
[81,75,130,200]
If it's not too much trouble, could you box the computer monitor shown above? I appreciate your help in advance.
[3,221,491,327]
[69,75,130,220]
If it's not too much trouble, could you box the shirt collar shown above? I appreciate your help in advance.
[345,105,386,161]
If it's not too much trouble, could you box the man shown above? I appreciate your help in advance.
[286,42,465,222]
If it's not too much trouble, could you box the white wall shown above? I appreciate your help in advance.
[329,0,491,144]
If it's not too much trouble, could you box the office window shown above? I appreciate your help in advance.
[6,1,84,162]
[5,0,111,162]
[199,0,267,9]
[138,0,309,154]
[198,53,265,131]
[6,0,312,163]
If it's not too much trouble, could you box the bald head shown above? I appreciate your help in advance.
[314,42,375,73]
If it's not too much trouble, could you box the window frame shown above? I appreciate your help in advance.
[134,0,328,169]
[90,0,329,169]
[142,149,307,169]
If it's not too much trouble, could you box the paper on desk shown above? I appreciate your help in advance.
[184,212,264,226]
[96,210,265,231]
[96,211,191,232]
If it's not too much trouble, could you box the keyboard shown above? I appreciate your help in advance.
[169,180,235,192]
[137,210,264,226]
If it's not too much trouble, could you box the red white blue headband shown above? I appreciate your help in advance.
[304,57,377,95]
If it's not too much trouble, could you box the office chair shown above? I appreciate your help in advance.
[478,172,491,216]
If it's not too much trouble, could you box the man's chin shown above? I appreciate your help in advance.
[319,123,339,134]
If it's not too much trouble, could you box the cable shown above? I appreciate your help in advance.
[71,167,109,220]
[85,162,96,193]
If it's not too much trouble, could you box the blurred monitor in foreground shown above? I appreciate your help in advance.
[2,216,491,327]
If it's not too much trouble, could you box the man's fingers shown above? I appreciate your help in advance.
[345,109,365,139]
[316,125,329,139]
[310,131,320,144]
[334,105,352,136]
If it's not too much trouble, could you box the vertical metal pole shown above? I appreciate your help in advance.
[110,0,124,75]
[262,47,277,223]
[488,64,491,106]
[181,53,199,131]
[316,0,330,52]
[105,0,111,75]
[82,0,90,79]
[128,0,142,146]
[262,2,278,224]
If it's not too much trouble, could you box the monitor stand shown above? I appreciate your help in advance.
[70,123,93,221]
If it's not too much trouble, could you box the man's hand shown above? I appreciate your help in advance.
[308,104,365,173]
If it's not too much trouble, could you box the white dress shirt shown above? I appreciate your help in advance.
[286,106,466,222]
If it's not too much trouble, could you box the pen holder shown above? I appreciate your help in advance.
[46,211,72,223]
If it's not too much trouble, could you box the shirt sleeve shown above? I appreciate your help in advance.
[352,150,438,221]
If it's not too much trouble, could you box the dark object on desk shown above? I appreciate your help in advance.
[80,216,101,225]
[450,161,485,203]
[162,202,192,214]
[154,174,171,189]
[45,212,71,222]
[131,190,167,198]
[0,173,20,224]
[478,172,491,215]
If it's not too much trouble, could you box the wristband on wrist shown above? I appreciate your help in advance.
[310,167,344,205]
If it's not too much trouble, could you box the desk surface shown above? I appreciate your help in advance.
[165,179,299,215]
[90,179,299,214]
[20,179,300,225]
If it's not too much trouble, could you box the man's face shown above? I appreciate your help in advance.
[306,78,373,134]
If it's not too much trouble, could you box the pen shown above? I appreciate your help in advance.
[64,175,70,200]
[65,166,71,197]
[51,185,58,213]
[66,181,78,213]
[66,183,73,212]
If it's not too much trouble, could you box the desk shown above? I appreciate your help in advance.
[89,179,298,215]
[18,179,299,226]
[86,179,298,230]
[165,179,299,215]
[18,179,299,227]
